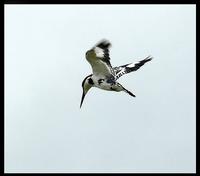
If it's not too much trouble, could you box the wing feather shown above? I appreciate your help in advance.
[86,39,114,76]
[114,56,153,80]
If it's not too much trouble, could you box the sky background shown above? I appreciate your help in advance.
[5,5,196,173]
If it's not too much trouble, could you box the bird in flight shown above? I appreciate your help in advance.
[80,39,152,108]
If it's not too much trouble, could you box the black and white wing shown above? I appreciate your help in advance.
[85,39,114,77]
[114,56,153,80]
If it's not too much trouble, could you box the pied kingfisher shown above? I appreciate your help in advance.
[80,39,153,108]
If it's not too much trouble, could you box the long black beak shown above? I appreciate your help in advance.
[80,91,85,108]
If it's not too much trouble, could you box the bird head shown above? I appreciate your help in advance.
[80,74,93,108]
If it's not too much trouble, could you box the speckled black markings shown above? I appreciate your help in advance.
[113,56,152,80]
[88,78,94,85]
[116,72,125,79]
[110,87,115,91]
[98,79,104,85]
[82,74,92,87]
[95,40,112,68]
[106,75,115,84]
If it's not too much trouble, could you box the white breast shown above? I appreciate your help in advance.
[92,75,112,91]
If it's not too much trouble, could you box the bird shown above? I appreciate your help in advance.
[80,39,152,108]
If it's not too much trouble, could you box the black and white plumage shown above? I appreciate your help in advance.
[80,39,153,108]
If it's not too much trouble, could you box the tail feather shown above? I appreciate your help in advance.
[123,87,136,97]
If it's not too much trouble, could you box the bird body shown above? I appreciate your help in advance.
[91,75,113,91]
[91,74,125,92]
[80,39,152,108]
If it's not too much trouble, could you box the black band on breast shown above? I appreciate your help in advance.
[88,78,94,85]
[98,79,104,85]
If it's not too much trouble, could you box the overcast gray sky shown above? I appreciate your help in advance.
[5,5,196,173]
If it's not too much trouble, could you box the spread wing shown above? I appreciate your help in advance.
[114,56,153,80]
[85,39,114,77]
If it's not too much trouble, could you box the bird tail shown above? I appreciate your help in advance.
[122,87,136,97]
